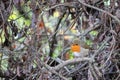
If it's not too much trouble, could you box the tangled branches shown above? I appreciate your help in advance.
[0,0,120,80]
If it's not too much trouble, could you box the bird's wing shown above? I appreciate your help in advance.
[80,47,89,57]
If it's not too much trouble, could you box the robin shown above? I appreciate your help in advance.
[71,38,90,58]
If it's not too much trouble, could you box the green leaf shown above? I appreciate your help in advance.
[0,30,5,44]
[86,40,92,46]
[69,51,74,59]
[104,0,110,6]
[8,8,19,21]
[25,19,31,26]
[90,30,98,36]
[8,14,17,20]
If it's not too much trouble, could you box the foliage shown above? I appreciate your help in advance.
[0,0,120,80]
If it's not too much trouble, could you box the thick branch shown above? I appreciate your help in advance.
[53,57,93,71]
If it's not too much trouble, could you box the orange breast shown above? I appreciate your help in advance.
[71,44,81,52]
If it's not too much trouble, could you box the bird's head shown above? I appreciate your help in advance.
[71,38,81,53]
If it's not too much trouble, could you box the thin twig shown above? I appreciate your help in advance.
[78,0,120,25]
[35,56,68,80]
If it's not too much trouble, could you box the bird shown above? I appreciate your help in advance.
[71,38,90,58]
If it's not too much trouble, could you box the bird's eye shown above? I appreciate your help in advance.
[75,44,78,45]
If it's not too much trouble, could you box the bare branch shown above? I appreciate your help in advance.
[78,0,120,25]
[36,56,69,80]
[53,57,93,71]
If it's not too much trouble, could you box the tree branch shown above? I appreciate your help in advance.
[36,56,68,80]
[53,57,93,71]
[49,12,66,57]
[78,0,120,25]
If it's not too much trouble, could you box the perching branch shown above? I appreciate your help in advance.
[53,57,93,71]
